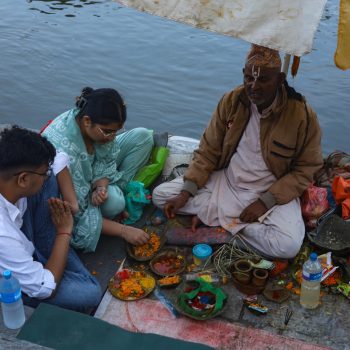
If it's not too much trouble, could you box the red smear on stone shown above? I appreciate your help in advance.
[101,298,330,350]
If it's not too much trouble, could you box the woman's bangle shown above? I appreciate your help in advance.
[93,185,107,193]
[57,232,72,237]
[120,224,126,239]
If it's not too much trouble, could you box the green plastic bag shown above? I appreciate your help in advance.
[177,279,227,319]
[124,181,151,225]
[134,146,169,188]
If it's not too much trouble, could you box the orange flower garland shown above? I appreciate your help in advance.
[133,232,161,257]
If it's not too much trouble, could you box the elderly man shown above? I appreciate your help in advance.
[153,45,323,258]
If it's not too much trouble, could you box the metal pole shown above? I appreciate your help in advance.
[282,54,291,75]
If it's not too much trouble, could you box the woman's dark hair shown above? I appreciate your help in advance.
[0,125,56,174]
[75,87,127,125]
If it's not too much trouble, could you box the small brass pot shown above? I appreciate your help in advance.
[232,259,252,285]
[252,268,269,287]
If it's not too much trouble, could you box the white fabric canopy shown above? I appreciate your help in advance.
[116,0,327,56]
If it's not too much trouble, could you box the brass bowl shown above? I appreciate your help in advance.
[126,230,167,262]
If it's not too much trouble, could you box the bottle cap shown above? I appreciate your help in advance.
[192,244,212,259]
[0,271,21,304]
[3,270,11,280]
[310,252,318,261]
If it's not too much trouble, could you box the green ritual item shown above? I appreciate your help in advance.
[134,146,169,188]
[337,282,350,299]
[174,279,227,320]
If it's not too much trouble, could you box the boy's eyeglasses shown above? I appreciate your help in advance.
[13,168,52,178]
[98,127,125,138]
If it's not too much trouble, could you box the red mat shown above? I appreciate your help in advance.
[165,226,232,245]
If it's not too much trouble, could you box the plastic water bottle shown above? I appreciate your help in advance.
[300,253,322,309]
[0,270,25,329]
[184,272,221,284]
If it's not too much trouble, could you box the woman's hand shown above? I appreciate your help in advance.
[120,225,150,245]
[91,186,108,206]
[69,201,80,215]
[48,198,74,234]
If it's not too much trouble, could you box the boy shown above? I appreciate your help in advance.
[0,126,101,312]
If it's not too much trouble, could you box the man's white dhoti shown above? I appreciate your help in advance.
[153,104,305,258]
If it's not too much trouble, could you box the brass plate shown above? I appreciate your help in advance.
[108,269,156,301]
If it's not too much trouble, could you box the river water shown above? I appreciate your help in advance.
[1,0,349,153]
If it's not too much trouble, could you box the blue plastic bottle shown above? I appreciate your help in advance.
[300,253,322,309]
[0,270,25,329]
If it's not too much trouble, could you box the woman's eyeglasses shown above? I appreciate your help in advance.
[98,127,125,138]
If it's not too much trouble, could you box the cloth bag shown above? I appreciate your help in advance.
[301,184,329,228]
[124,181,151,224]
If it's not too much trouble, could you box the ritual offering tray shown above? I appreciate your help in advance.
[157,275,182,288]
[108,268,156,301]
[172,280,227,321]
[150,249,186,276]
[126,231,166,262]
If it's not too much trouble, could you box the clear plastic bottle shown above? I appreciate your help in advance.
[0,270,25,329]
[185,272,220,283]
[184,272,229,284]
[300,252,322,309]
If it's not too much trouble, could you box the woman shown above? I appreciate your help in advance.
[42,87,153,252]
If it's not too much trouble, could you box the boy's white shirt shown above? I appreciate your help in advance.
[52,151,70,175]
[0,194,56,299]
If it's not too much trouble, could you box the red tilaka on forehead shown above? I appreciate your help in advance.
[246,44,281,69]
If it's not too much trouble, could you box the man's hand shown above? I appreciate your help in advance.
[164,191,191,219]
[48,198,74,234]
[239,199,268,223]
[91,186,108,206]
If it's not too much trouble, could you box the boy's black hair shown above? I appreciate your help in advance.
[75,87,127,125]
[0,126,56,174]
